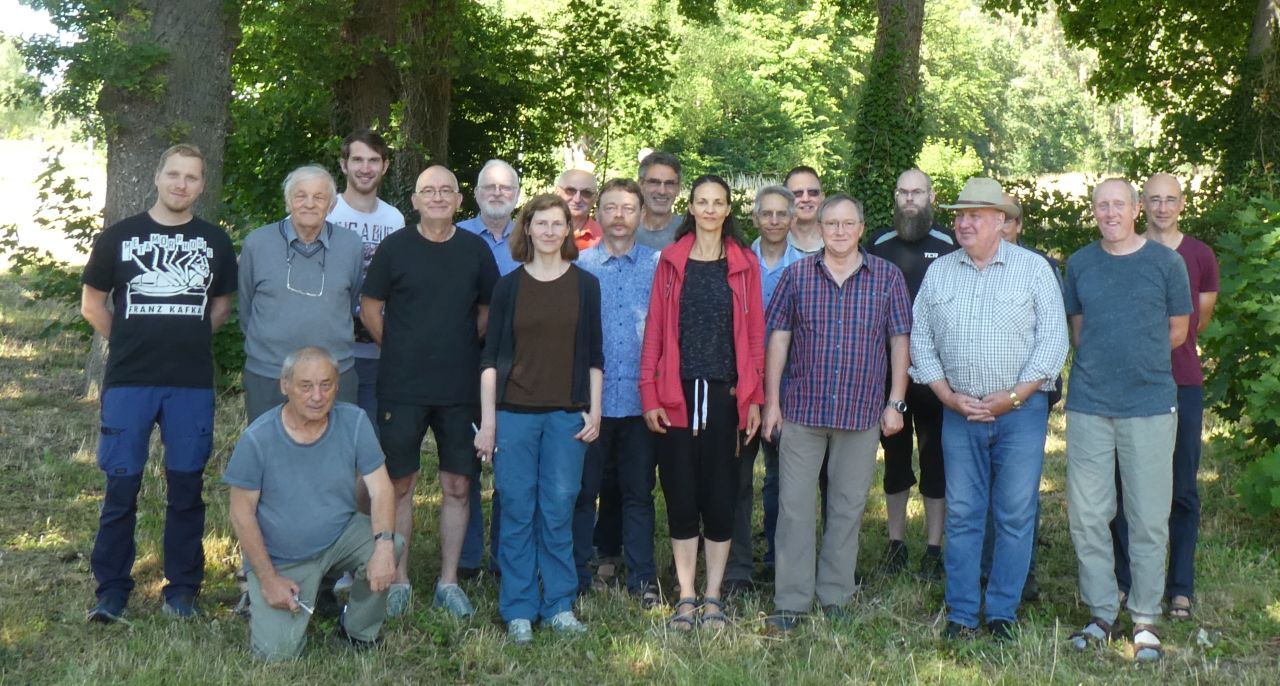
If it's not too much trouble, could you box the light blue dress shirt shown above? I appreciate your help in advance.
[457,215,520,276]
[576,241,660,417]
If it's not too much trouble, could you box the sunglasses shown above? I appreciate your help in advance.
[560,186,597,200]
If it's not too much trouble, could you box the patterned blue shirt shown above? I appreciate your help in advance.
[458,215,520,276]
[576,241,660,417]
[752,237,806,314]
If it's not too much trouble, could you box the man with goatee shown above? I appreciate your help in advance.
[866,168,957,582]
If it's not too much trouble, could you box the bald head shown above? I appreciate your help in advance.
[556,169,598,222]
[412,165,462,226]
[1142,173,1185,234]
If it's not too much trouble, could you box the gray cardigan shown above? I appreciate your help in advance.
[238,219,363,377]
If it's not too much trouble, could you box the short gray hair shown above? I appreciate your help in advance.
[816,192,865,223]
[477,159,520,189]
[280,345,339,381]
[752,185,796,217]
[281,165,337,208]
[1093,177,1139,206]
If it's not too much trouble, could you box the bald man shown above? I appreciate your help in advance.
[1110,173,1219,621]
[359,165,500,618]
[556,169,603,250]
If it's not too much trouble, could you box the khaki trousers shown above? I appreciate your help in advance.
[1066,411,1175,625]
[774,421,880,612]
[247,513,402,661]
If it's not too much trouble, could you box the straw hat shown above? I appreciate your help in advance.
[939,177,1018,217]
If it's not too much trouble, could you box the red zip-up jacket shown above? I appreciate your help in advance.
[639,233,765,430]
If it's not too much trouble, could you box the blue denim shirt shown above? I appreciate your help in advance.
[752,237,805,317]
[457,215,520,276]
[576,241,659,418]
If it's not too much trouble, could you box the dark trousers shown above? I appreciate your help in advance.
[657,380,740,542]
[881,382,946,498]
[572,417,657,592]
[593,472,623,558]
[725,434,763,582]
[93,470,205,602]
[1112,384,1203,598]
[461,482,500,571]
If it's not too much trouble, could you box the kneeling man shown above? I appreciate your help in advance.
[225,346,401,661]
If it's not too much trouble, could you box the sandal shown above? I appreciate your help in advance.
[700,596,728,631]
[668,597,699,632]
[1133,624,1163,662]
[638,583,661,610]
[1069,617,1115,651]
[1167,595,1193,621]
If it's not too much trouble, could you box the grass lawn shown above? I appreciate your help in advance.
[1,270,1278,685]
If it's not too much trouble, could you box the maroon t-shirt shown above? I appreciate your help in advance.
[1171,235,1219,386]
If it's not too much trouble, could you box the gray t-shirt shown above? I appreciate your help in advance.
[223,402,384,565]
[635,215,681,250]
[238,219,364,377]
[1063,240,1192,417]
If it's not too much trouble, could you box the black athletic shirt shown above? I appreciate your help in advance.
[866,226,958,302]
[361,226,499,406]
[81,212,238,389]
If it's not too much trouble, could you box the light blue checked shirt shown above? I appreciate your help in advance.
[576,241,660,418]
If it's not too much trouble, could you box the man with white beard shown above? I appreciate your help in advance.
[459,159,523,277]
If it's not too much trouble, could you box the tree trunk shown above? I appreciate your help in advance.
[1222,0,1279,183]
[85,0,241,398]
[334,0,402,133]
[393,0,457,191]
[845,0,927,230]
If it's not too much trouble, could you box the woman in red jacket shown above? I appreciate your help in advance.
[639,174,764,631]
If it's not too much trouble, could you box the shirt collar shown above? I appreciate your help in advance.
[753,237,802,268]
[958,239,1009,268]
[601,240,642,264]
[816,247,870,285]
[472,214,514,241]
[284,218,332,248]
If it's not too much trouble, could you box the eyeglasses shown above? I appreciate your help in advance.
[757,210,791,221]
[643,178,680,191]
[791,188,822,198]
[479,183,516,195]
[415,187,457,199]
[895,188,928,199]
[279,221,329,297]
[601,204,639,215]
[821,219,864,232]
[559,186,596,200]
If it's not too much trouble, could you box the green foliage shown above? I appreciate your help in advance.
[1199,195,1280,514]
[15,1,171,134]
[0,39,47,138]
[1002,178,1096,262]
[0,148,98,339]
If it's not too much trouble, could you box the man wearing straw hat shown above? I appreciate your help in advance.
[909,177,1067,641]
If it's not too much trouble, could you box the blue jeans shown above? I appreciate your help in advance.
[572,416,657,592]
[1112,384,1203,599]
[942,392,1048,628]
[92,386,213,603]
[494,410,587,621]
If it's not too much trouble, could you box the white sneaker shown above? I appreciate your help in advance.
[547,611,587,634]
[508,618,533,644]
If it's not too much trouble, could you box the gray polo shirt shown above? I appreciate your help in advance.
[223,402,384,565]
[238,219,363,377]
[635,214,682,250]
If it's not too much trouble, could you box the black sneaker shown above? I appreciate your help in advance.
[987,619,1015,642]
[722,578,756,600]
[1021,572,1040,603]
[161,594,200,619]
[336,611,384,652]
[943,621,976,641]
[917,549,944,583]
[87,595,127,624]
[764,610,804,634]
[457,566,482,581]
[881,540,908,575]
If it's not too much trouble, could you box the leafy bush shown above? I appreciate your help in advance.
[1199,196,1280,515]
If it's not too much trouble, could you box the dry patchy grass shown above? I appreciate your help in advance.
[1,273,1278,684]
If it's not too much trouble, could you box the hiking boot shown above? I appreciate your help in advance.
[881,540,908,575]
[987,619,1015,642]
[943,621,977,641]
[765,610,804,634]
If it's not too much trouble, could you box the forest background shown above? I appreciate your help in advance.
[0,1,1279,682]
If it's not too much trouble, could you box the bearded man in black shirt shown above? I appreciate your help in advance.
[866,168,957,581]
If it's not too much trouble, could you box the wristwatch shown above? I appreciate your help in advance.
[1009,391,1023,410]
[888,399,908,413]
[374,531,395,542]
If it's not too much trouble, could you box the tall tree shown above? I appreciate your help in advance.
[18,0,242,394]
[334,0,402,133]
[845,0,927,229]
[395,0,459,186]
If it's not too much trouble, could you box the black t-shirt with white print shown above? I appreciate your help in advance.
[81,212,238,389]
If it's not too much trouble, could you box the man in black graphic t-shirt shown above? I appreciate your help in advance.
[80,144,237,623]
[867,168,958,581]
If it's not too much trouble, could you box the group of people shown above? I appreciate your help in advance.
[78,131,1218,663]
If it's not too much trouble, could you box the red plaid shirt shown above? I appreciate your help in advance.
[765,250,912,431]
